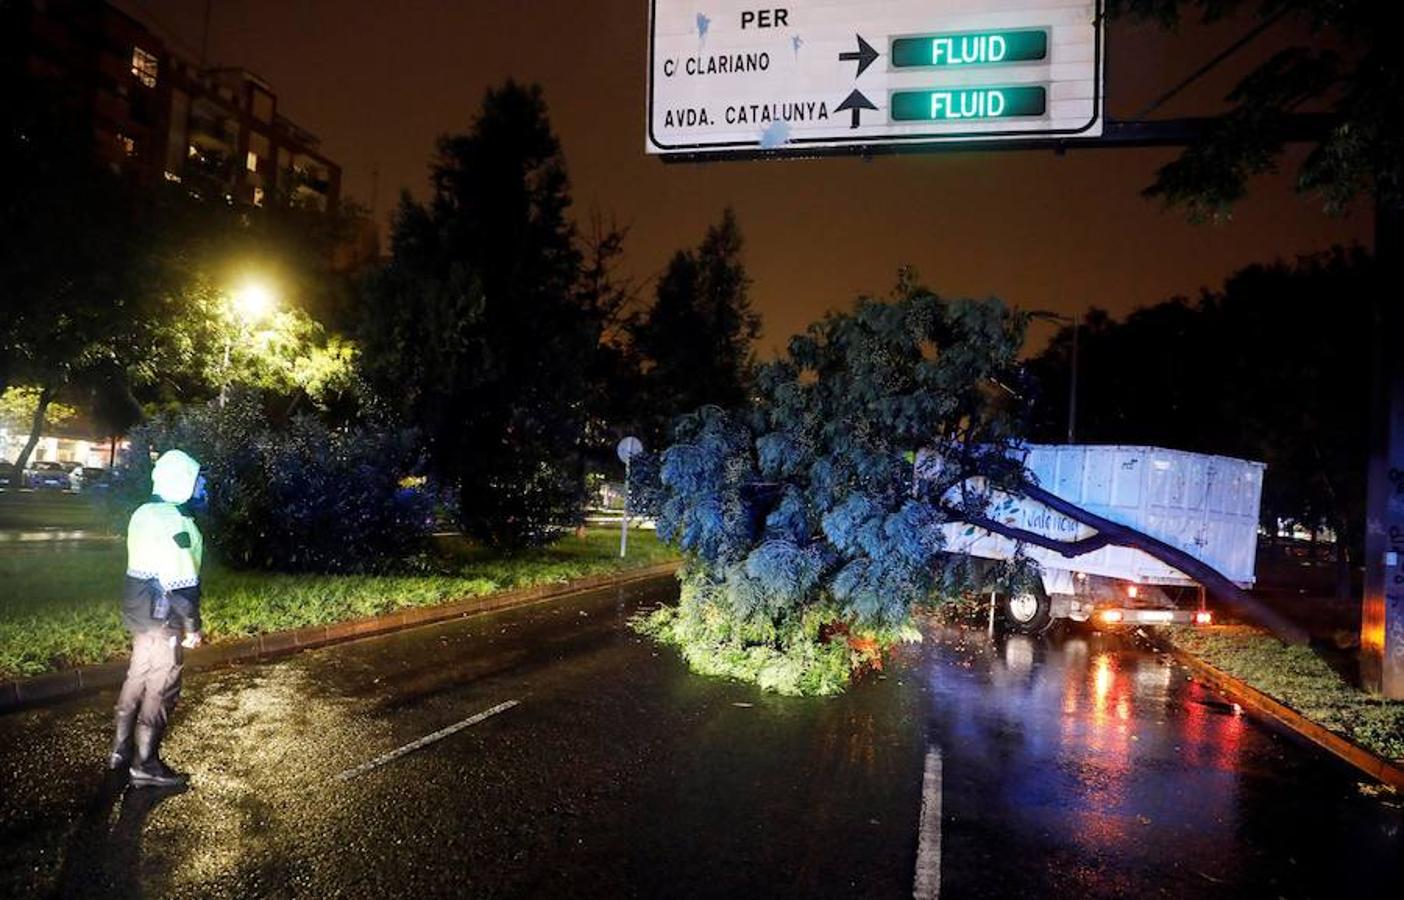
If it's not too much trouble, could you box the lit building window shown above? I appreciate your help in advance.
[117,133,136,156]
[131,47,158,88]
[252,186,265,207]
[246,151,259,172]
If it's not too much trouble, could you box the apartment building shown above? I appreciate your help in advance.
[12,0,341,210]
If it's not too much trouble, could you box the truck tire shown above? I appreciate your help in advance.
[1004,586,1052,635]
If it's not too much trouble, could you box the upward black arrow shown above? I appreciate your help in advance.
[838,34,879,77]
[835,89,877,129]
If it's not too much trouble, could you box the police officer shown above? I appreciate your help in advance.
[108,449,205,788]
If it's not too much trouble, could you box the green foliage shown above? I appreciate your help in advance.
[1108,0,1401,218]
[113,394,434,573]
[635,563,924,696]
[647,274,1028,694]
[153,288,358,409]
[0,386,76,435]
[0,528,675,679]
[360,81,614,549]
[1168,624,1404,762]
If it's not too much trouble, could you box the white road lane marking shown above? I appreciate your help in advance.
[334,700,521,782]
[913,745,943,900]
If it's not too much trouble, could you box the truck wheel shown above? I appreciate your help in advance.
[1004,587,1052,635]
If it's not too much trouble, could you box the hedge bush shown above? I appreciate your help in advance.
[112,394,436,572]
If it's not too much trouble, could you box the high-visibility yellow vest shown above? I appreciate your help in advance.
[126,450,204,591]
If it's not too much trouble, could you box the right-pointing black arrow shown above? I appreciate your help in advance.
[835,89,877,129]
[838,34,879,77]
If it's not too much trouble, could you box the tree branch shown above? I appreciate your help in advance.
[948,481,1309,644]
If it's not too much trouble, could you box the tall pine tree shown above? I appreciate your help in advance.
[361,81,602,548]
[631,208,761,448]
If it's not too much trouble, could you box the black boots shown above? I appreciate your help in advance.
[109,709,136,770]
[128,722,188,788]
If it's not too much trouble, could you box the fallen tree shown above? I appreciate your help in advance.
[636,274,1033,694]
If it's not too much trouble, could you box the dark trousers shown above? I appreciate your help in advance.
[114,631,183,736]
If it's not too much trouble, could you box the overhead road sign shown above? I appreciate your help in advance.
[647,1,1104,159]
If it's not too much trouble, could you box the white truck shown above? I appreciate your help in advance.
[938,444,1283,637]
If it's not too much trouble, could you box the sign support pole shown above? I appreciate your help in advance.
[620,457,631,559]
[1362,194,1404,697]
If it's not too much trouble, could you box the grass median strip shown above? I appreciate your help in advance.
[0,528,676,681]
[1166,624,1404,764]
[0,491,107,531]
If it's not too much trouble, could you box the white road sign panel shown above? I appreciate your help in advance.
[647,0,1104,156]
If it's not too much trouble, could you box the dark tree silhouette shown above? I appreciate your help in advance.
[360,81,611,548]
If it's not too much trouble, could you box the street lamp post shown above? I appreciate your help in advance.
[219,334,233,407]
[1032,310,1081,444]
[1067,311,1080,444]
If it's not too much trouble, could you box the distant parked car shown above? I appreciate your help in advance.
[27,461,77,491]
[77,466,111,493]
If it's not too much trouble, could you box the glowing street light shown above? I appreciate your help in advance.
[220,279,278,407]
[232,281,275,324]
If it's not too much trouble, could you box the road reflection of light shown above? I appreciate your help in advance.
[1004,636,1034,675]
[1133,659,1174,697]
[924,623,1253,883]
[165,665,372,889]
[1183,685,1247,771]
[1092,654,1114,714]
[845,712,879,768]
[1059,650,1136,848]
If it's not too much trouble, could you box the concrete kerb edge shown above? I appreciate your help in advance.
[0,560,681,715]
[1161,641,1404,790]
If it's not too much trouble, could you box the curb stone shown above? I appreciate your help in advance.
[1160,641,1404,790]
[0,561,680,714]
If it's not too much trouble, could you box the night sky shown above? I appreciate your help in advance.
[133,0,1370,353]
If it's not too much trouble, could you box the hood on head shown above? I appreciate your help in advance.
[151,449,201,504]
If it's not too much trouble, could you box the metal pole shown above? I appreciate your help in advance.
[1361,192,1404,697]
[1067,312,1079,444]
[988,591,997,639]
[619,458,630,558]
[219,334,231,408]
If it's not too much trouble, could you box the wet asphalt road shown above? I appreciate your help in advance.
[1,575,1401,899]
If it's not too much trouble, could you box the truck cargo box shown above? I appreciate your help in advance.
[941,445,1265,587]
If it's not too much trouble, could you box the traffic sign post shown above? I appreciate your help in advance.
[647,0,1103,158]
[617,437,644,558]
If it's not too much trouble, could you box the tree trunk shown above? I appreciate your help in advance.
[1335,537,1353,602]
[12,384,56,475]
